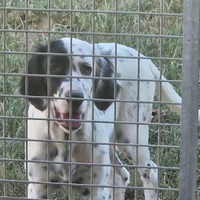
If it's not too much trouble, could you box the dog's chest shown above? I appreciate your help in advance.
[48,135,92,183]
[49,141,69,179]
[47,108,113,184]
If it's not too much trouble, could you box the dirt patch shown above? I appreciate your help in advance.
[36,17,50,30]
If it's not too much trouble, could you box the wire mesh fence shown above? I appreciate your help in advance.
[0,0,199,199]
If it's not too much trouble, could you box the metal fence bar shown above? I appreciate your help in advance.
[179,0,200,199]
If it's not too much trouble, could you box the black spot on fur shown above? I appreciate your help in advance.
[64,133,69,140]
[143,113,147,122]
[147,163,151,166]
[80,55,85,59]
[79,167,89,174]
[101,149,106,154]
[127,153,132,161]
[117,72,121,77]
[127,51,133,57]
[42,166,47,171]
[51,178,61,183]
[82,188,90,196]
[124,138,130,143]
[99,111,104,115]
[50,147,58,159]
[32,155,44,161]
[93,143,98,148]
[127,81,133,86]
[143,173,150,179]
[62,149,69,162]
[116,131,123,141]
[72,63,77,71]
[41,194,47,199]
[64,180,69,183]
[124,177,128,182]
[133,103,137,109]
[74,177,84,184]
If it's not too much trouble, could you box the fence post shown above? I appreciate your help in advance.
[179,0,200,199]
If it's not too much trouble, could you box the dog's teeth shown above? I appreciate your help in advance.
[60,113,69,119]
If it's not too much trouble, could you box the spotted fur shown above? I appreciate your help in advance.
[18,37,192,200]
[18,38,129,200]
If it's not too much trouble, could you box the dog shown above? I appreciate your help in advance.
[18,37,196,200]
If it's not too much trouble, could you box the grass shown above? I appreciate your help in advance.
[0,0,199,199]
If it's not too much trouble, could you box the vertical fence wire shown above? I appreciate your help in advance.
[135,2,141,199]
[179,0,200,199]
[24,1,29,197]
[158,1,164,198]
[2,0,7,196]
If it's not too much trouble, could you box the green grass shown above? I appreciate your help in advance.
[0,0,199,199]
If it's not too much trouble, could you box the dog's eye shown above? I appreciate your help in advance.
[50,64,60,74]
[80,64,92,76]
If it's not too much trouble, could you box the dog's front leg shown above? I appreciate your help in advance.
[27,162,50,199]
[28,183,48,199]
[108,146,130,200]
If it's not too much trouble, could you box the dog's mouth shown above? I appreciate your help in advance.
[55,107,84,131]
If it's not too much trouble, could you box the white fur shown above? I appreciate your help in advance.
[22,37,193,200]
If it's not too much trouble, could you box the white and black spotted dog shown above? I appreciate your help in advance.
[18,37,196,200]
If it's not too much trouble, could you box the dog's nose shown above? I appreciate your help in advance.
[66,89,84,110]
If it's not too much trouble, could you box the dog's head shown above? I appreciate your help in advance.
[18,38,120,133]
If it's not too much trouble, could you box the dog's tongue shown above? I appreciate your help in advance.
[60,112,82,129]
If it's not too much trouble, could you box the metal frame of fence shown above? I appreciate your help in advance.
[0,0,199,199]
[180,0,199,199]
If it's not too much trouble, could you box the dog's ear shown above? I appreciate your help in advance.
[94,57,120,111]
[18,44,48,111]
